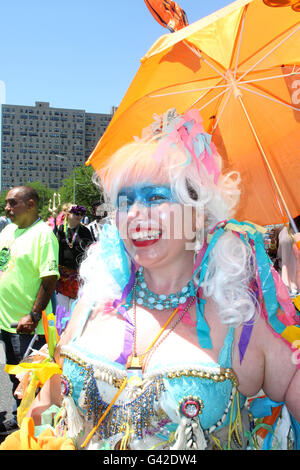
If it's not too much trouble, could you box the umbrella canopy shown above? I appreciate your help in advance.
[87,0,300,226]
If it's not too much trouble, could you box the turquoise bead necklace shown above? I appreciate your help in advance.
[135,267,195,311]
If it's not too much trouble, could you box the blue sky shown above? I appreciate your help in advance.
[0,0,233,114]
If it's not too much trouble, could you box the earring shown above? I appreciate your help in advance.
[193,228,205,265]
[193,205,205,261]
[194,228,203,253]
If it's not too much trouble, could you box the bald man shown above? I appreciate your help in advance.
[0,186,59,435]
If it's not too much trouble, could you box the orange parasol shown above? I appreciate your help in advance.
[87,0,300,228]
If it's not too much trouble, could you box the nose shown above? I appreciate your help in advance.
[127,200,148,220]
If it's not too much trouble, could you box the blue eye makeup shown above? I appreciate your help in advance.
[117,184,178,212]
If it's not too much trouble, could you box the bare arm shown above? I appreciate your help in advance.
[28,298,92,425]
[234,313,300,423]
[280,233,300,419]
[260,318,300,422]
[284,369,300,421]
[27,373,62,425]
[17,275,57,334]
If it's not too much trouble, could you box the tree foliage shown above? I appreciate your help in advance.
[25,181,56,220]
[0,164,103,220]
[58,165,102,218]
[0,190,8,215]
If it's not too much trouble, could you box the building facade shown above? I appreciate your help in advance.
[1,101,113,190]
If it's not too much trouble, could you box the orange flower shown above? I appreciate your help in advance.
[0,417,75,450]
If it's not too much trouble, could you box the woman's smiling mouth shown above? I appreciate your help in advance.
[130,228,162,247]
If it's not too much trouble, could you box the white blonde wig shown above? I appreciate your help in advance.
[79,137,258,327]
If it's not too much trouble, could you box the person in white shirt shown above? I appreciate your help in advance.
[87,201,110,242]
[0,216,10,233]
[276,215,300,295]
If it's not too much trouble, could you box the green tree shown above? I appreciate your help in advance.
[0,165,103,220]
[58,165,103,218]
[0,190,7,215]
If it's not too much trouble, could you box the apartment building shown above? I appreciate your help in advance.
[1,101,113,190]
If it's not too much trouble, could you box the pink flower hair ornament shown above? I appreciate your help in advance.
[140,108,221,185]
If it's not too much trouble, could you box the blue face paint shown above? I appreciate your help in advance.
[117,184,178,212]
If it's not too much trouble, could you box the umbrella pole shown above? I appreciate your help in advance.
[237,95,299,235]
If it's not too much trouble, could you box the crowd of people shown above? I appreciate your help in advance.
[0,108,299,451]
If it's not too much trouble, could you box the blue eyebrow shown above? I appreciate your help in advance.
[117,184,177,210]
[118,185,163,195]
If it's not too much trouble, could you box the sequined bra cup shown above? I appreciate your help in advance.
[59,321,246,450]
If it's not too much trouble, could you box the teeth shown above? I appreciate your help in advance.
[131,230,160,241]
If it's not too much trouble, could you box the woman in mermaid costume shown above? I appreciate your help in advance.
[14,109,300,450]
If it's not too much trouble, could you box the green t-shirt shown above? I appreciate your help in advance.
[0,219,59,334]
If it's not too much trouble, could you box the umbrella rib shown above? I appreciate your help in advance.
[150,82,230,98]
[232,6,247,79]
[199,55,227,81]
[237,95,297,231]
[236,23,300,71]
[240,67,300,86]
[211,89,233,132]
[183,40,227,81]
[239,85,300,112]
[192,88,229,113]
[237,24,300,83]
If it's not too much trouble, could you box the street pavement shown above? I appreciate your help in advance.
[0,340,15,443]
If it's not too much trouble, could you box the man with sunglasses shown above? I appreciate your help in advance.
[0,186,59,436]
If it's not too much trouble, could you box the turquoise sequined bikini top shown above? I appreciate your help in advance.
[60,308,244,447]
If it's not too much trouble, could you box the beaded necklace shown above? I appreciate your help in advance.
[126,281,195,373]
[135,266,194,310]
[64,220,80,249]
